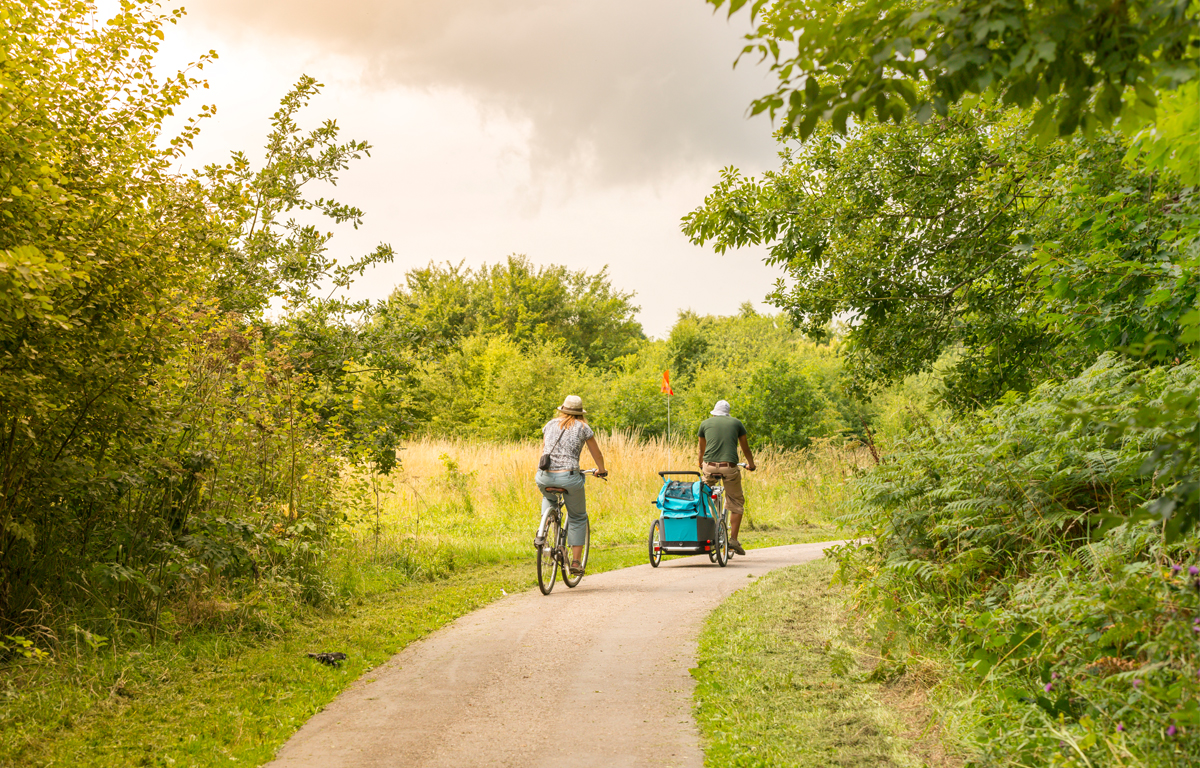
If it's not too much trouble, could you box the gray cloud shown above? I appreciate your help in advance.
[187,0,777,184]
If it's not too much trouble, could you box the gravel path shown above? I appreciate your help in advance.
[266,541,841,768]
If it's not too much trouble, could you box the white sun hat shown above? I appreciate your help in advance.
[710,399,731,417]
[558,395,587,415]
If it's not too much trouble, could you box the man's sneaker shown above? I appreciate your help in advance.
[729,539,746,556]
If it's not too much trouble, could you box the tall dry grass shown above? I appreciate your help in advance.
[342,431,870,571]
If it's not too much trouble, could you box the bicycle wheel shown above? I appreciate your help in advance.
[648,519,663,568]
[563,516,590,588]
[715,518,729,567]
[708,492,723,562]
[537,514,560,595]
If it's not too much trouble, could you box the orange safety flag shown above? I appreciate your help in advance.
[660,370,674,396]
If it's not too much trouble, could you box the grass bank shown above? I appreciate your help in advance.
[692,558,962,768]
[2,437,862,766]
[1,546,649,767]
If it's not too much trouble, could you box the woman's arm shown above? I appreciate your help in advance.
[585,437,608,476]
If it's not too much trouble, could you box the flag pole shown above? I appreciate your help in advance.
[661,370,674,450]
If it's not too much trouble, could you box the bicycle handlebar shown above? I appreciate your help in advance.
[658,470,702,478]
[738,462,756,472]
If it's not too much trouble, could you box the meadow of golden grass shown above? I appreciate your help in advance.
[347,431,869,568]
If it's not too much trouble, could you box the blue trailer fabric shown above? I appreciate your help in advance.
[656,479,713,518]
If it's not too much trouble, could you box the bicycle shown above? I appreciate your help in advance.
[702,462,752,564]
[535,468,602,595]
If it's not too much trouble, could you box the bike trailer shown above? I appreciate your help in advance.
[650,471,722,557]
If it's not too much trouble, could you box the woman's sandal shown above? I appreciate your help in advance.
[570,560,584,576]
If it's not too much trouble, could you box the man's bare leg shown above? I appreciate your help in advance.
[729,512,743,542]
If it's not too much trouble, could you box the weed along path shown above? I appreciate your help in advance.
[266,542,840,767]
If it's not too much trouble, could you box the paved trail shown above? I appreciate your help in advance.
[267,541,841,768]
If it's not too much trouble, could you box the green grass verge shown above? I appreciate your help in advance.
[2,525,829,767]
[692,558,960,768]
[2,544,653,767]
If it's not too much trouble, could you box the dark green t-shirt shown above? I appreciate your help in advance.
[698,415,747,463]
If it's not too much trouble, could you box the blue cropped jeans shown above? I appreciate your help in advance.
[535,469,588,546]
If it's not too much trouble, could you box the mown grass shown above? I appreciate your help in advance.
[2,437,863,766]
[692,559,962,768]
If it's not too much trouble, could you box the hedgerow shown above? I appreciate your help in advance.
[834,354,1200,766]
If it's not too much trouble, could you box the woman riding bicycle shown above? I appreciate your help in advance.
[535,395,608,576]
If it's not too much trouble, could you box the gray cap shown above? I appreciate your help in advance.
[709,400,731,417]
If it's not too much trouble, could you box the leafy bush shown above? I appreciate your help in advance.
[0,1,389,642]
[833,354,1200,765]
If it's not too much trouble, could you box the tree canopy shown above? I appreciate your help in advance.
[711,0,1198,140]
[683,104,1199,404]
[376,255,645,369]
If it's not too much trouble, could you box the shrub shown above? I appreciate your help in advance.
[833,354,1200,765]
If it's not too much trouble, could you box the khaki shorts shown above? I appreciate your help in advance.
[702,462,744,516]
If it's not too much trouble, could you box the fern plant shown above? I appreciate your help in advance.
[834,354,1200,765]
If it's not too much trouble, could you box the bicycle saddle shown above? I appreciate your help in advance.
[544,486,568,494]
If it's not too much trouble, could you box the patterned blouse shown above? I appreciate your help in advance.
[541,419,595,471]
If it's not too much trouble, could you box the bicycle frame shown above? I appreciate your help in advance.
[535,469,598,594]
[535,496,563,543]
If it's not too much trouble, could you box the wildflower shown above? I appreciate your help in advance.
[1133,679,1142,688]
[1173,564,1183,573]
[1052,672,1060,680]
[1044,682,1053,693]
[1117,723,1124,732]
[1191,566,1200,576]
[1168,724,1177,737]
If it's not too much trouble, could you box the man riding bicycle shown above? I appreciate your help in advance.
[697,399,755,556]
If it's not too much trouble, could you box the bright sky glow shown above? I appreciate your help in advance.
[151,0,786,337]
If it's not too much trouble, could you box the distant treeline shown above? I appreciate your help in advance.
[356,257,872,447]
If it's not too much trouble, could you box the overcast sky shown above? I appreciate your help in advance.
[152,0,786,337]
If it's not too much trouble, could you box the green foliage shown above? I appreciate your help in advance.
[575,343,672,437]
[1125,81,1200,185]
[414,334,580,441]
[711,0,1198,140]
[0,0,214,624]
[378,256,644,369]
[1031,184,1199,363]
[684,104,1196,406]
[0,1,393,638]
[833,354,1200,764]
[202,76,394,315]
[656,311,855,448]
[379,279,868,449]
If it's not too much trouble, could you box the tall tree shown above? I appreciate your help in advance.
[682,105,1193,404]
[379,255,645,368]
